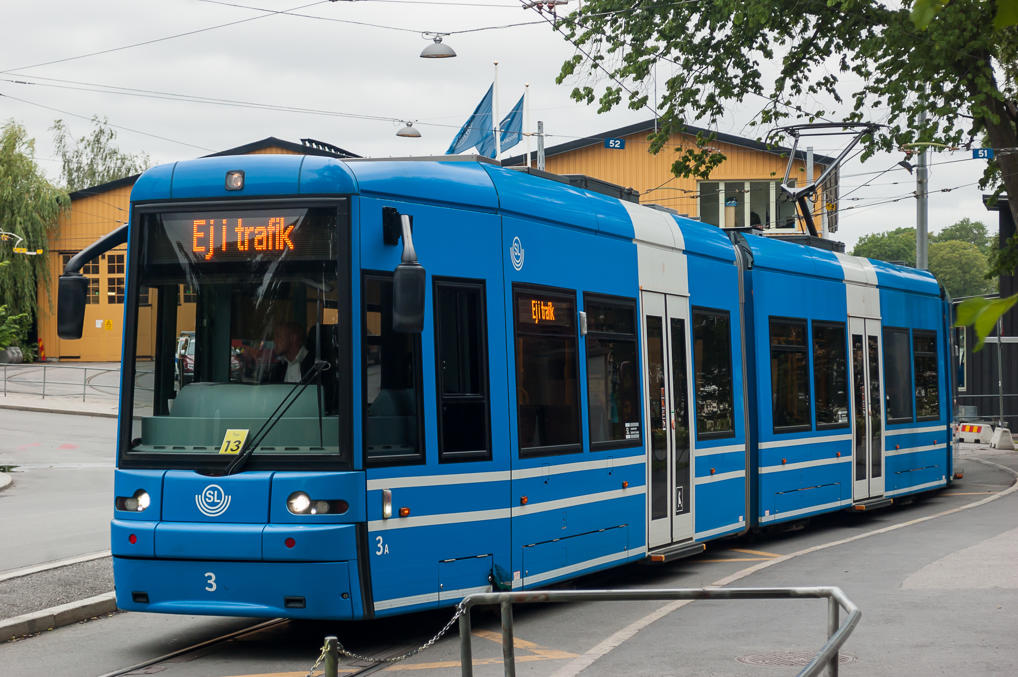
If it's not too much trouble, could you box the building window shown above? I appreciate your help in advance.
[955,327,967,392]
[513,284,581,455]
[692,308,735,439]
[364,273,423,465]
[107,253,125,304]
[883,327,914,423]
[584,294,641,448]
[697,180,798,229]
[913,331,939,421]
[181,284,198,303]
[434,279,490,462]
[138,286,150,306]
[770,318,811,431]
[813,321,849,428]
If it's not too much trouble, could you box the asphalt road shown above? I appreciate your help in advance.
[1,446,1016,676]
[0,408,115,573]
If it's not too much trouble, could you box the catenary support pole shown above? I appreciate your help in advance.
[917,110,929,270]
[537,121,545,170]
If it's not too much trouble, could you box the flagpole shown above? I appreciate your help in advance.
[525,83,531,168]
[493,61,502,162]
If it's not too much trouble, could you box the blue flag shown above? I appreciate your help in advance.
[476,93,524,158]
[499,95,525,152]
[446,85,494,155]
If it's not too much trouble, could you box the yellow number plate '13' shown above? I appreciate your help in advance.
[219,429,250,455]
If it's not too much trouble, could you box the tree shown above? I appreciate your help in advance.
[850,224,996,297]
[929,217,995,256]
[928,240,993,297]
[555,1,1018,253]
[0,122,69,329]
[852,227,917,266]
[52,116,149,192]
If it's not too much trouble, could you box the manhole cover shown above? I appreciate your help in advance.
[737,650,857,667]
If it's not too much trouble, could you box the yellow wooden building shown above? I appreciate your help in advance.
[503,119,838,236]
[38,137,357,362]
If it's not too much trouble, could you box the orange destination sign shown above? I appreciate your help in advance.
[192,217,296,261]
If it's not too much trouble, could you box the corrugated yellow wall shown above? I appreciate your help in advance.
[38,145,301,361]
[541,131,824,223]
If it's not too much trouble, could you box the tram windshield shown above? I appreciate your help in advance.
[125,205,349,466]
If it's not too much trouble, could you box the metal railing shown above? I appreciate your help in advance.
[456,587,860,677]
[0,363,120,401]
[312,585,860,677]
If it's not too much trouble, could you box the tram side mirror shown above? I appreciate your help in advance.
[57,273,89,339]
[392,262,426,333]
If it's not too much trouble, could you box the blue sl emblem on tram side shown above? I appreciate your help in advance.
[196,484,231,517]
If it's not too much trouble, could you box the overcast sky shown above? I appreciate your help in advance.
[0,0,999,249]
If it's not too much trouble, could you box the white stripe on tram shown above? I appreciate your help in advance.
[758,498,853,523]
[884,424,947,437]
[374,583,493,612]
[694,470,745,485]
[694,443,745,457]
[886,478,947,496]
[884,443,947,457]
[517,547,647,588]
[758,433,853,450]
[695,520,745,540]
[759,456,852,474]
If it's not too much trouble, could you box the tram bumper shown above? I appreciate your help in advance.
[111,520,362,619]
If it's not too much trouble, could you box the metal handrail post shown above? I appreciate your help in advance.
[459,605,473,677]
[827,596,839,677]
[323,636,339,677]
[83,367,88,402]
[501,599,516,677]
[3,364,6,396]
[41,365,46,399]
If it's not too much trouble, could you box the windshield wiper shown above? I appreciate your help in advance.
[223,360,330,475]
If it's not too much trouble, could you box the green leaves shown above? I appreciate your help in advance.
[955,294,1018,349]
[912,0,952,30]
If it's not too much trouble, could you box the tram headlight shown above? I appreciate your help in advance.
[285,492,348,516]
[116,489,151,513]
[287,491,312,514]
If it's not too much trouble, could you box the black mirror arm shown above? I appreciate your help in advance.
[63,224,129,274]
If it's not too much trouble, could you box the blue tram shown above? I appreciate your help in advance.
[56,154,954,620]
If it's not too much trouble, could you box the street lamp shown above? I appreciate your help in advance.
[396,121,421,138]
[420,33,455,58]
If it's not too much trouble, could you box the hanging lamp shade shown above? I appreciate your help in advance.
[396,122,422,138]
[420,35,456,58]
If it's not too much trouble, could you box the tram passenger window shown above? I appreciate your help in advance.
[883,327,914,423]
[434,279,490,462]
[770,318,811,431]
[513,285,581,455]
[813,321,849,428]
[913,331,939,420]
[692,308,735,439]
[365,274,423,464]
[585,295,640,448]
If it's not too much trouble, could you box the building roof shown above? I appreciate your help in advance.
[502,118,836,167]
[67,136,360,201]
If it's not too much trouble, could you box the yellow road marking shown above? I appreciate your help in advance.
[224,631,578,676]
[730,548,782,558]
[697,557,771,563]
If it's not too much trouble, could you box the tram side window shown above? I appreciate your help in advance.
[883,327,914,423]
[813,321,849,428]
[913,330,940,420]
[434,279,490,462]
[770,318,811,432]
[364,274,423,465]
[585,294,641,448]
[513,285,581,456]
[692,308,735,439]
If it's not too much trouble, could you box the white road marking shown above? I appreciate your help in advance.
[550,457,1018,677]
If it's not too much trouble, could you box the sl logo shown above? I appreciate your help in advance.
[195,483,231,517]
[510,236,525,271]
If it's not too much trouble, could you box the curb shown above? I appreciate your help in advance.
[0,592,117,643]
[0,472,10,492]
[0,402,117,419]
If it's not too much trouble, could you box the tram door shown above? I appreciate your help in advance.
[643,292,694,548]
[849,317,885,500]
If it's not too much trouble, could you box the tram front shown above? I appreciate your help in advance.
[57,156,374,619]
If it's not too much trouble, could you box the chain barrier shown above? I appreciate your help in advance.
[306,600,468,676]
